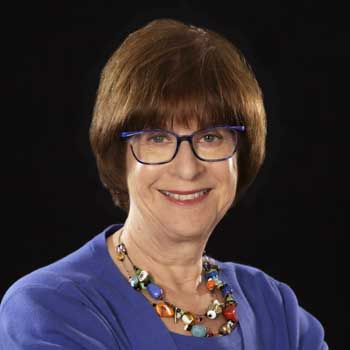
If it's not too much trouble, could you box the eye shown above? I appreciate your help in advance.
[203,134,217,142]
[150,135,165,143]
[201,133,222,143]
[146,132,172,143]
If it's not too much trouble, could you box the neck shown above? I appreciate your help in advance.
[115,215,213,296]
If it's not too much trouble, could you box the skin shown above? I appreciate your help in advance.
[106,120,238,334]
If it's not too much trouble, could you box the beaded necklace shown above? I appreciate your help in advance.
[115,230,239,337]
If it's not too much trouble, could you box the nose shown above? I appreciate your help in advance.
[169,140,205,180]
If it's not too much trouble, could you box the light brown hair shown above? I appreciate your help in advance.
[89,18,267,213]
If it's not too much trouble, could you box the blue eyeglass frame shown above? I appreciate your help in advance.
[119,125,245,165]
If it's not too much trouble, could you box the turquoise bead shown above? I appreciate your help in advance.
[147,283,163,299]
[191,324,207,337]
[129,275,139,288]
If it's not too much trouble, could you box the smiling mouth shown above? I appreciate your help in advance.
[159,189,211,201]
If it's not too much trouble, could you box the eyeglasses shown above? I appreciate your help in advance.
[120,125,245,165]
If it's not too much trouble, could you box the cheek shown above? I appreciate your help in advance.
[126,151,161,199]
[126,149,144,197]
[220,157,238,184]
[127,162,146,195]
[216,158,238,201]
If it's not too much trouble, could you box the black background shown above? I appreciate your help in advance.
[1,1,347,348]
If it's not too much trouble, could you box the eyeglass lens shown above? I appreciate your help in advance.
[129,127,238,164]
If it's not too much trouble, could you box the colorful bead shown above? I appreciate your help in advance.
[215,301,223,312]
[117,243,127,254]
[206,278,216,291]
[226,320,237,332]
[184,323,193,331]
[215,279,224,289]
[174,306,185,323]
[206,299,223,319]
[191,324,207,337]
[181,312,195,325]
[225,294,236,305]
[116,251,125,261]
[147,283,163,299]
[206,270,219,279]
[206,310,216,319]
[139,282,148,290]
[219,323,229,335]
[223,304,238,322]
[134,268,142,276]
[203,260,211,271]
[219,320,236,335]
[116,236,239,339]
[155,302,175,317]
[129,275,139,289]
[212,299,223,307]
[138,270,150,283]
[174,307,184,323]
[116,244,127,260]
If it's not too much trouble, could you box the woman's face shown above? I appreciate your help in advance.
[125,120,238,239]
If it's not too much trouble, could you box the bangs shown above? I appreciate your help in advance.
[119,46,245,132]
[122,94,244,132]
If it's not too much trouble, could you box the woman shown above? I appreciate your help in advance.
[0,19,327,349]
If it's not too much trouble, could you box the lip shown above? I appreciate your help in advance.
[158,189,211,206]
[158,188,211,195]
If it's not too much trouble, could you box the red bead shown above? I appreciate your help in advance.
[223,304,238,322]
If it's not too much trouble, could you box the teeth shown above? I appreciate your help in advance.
[162,190,209,201]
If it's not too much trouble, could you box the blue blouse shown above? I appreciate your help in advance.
[0,223,328,349]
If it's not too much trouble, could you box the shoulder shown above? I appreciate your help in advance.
[219,259,312,315]
[219,259,282,294]
[0,251,95,332]
[0,279,121,349]
[2,228,105,300]
[220,260,289,316]
[0,235,122,349]
[0,233,102,314]
[218,260,328,350]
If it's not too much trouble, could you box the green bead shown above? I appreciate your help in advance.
[191,324,207,337]
[216,279,224,288]
[140,282,148,290]
[225,294,235,304]
[138,270,151,284]
[174,307,185,323]
[178,308,185,316]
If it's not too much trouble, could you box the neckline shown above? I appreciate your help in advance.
[92,223,242,345]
